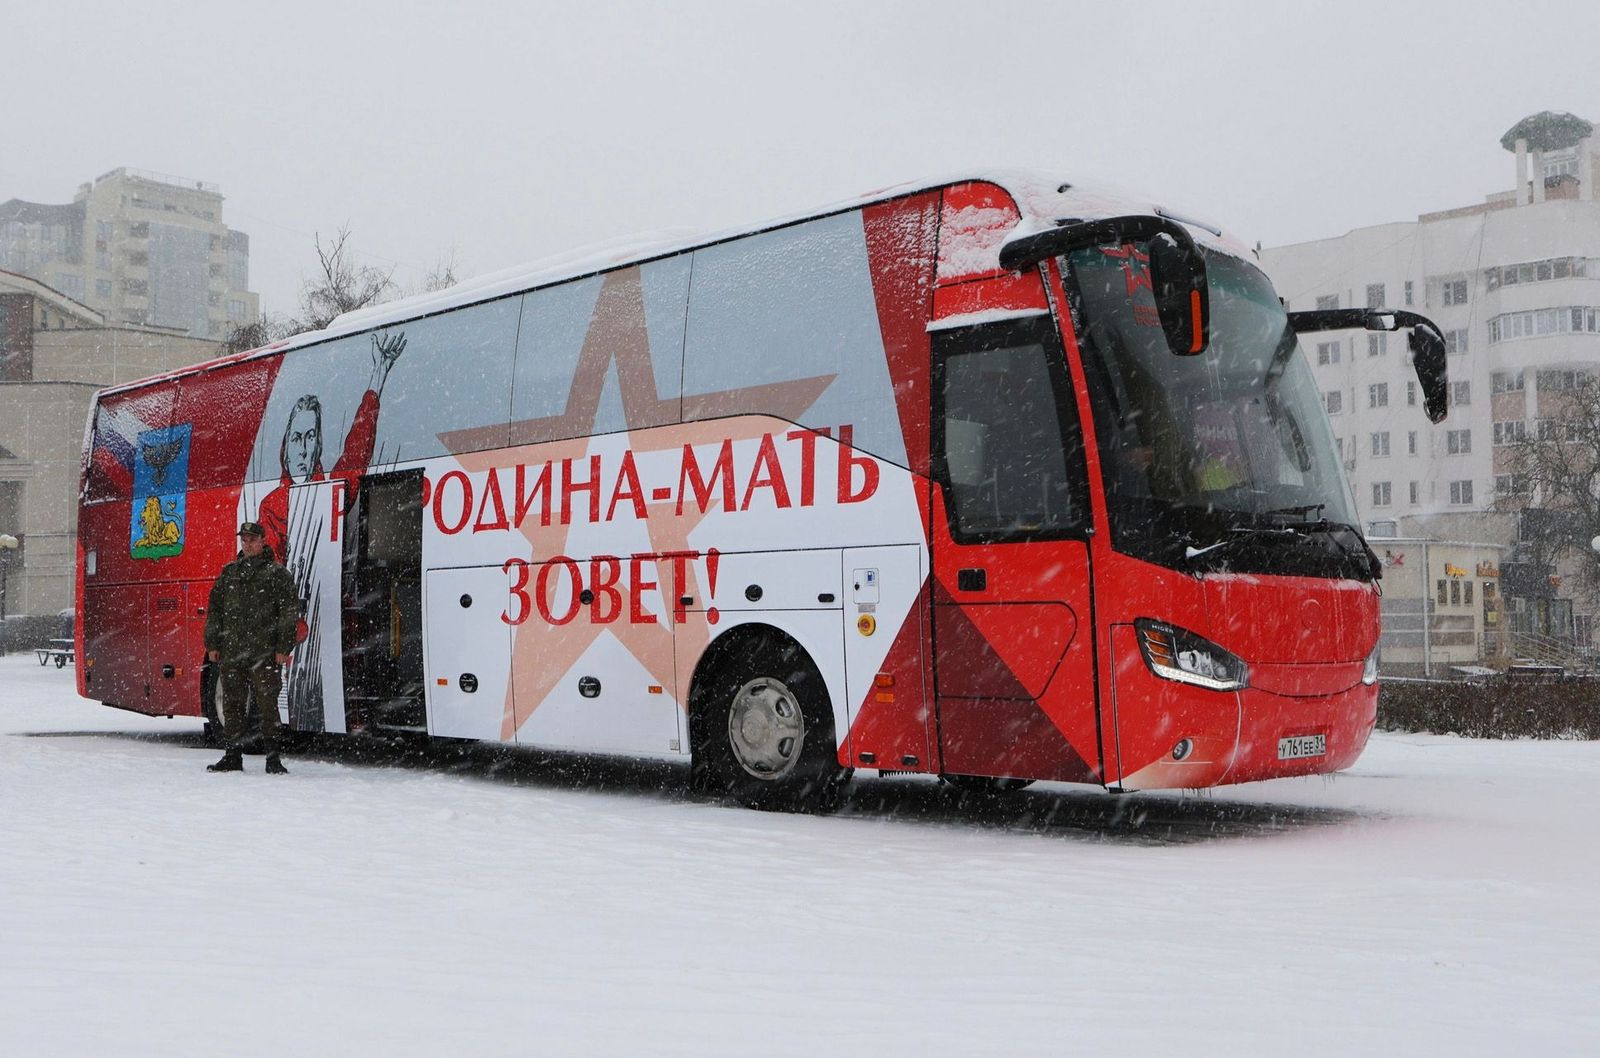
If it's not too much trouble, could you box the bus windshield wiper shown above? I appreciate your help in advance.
[1184,519,1380,578]
[1266,503,1325,522]
[1257,516,1382,576]
[1265,516,1365,541]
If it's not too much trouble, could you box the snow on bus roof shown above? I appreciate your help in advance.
[94,170,1255,399]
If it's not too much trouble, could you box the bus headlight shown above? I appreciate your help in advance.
[1362,647,1379,686]
[1134,619,1249,691]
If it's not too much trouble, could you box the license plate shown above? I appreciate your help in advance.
[1277,733,1326,760]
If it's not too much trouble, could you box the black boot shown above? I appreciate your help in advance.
[207,748,244,772]
[264,754,289,775]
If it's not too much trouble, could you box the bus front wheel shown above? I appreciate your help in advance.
[689,632,848,812]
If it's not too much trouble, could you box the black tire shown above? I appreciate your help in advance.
[199,659,225,747]
[689,632,850,811]
[940,774,1035,795]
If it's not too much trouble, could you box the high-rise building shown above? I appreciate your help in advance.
[0,168,259,340]
[1262,111,1600,667]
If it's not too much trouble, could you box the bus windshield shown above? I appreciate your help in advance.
[1068,243,1374,579]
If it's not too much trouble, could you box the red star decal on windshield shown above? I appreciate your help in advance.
[1101,242,1153,298]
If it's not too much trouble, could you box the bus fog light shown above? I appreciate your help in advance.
[1172,738,1193,761]
[1362,648,1379,685]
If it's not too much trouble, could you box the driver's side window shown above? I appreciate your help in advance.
[936,322,1085,541]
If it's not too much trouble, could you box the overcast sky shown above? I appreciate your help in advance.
[8,1,1600,318]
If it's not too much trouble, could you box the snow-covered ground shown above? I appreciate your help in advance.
[2,652,1596,1057]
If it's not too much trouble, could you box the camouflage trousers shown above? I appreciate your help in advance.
[218,659,285,750]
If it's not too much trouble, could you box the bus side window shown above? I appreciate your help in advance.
[935,325,1085,541]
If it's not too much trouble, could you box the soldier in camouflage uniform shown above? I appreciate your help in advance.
[203,521,301,774]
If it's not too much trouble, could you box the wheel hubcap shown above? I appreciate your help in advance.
[727,677,805,780]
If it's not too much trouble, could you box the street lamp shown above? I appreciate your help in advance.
[0,533,17,656]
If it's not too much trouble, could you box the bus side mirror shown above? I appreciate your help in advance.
[1286,308,1449,424]
[1408,322,1449,424]
[999,214,1211,358]
[1148,231,1210,357]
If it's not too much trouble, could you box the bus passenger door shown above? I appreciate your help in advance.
[424,566,513,741]
[930,318,1101,785]
[342,470,425,734]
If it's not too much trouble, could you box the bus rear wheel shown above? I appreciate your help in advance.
[690,633,848,811]
[199,658,224,747]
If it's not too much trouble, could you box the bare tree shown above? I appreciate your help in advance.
[295,226,396,331]
[222,227,445,355]
[418,250,460,295]
[1505,372,1600,585]
[220,312,295,356]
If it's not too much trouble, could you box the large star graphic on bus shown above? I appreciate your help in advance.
[440,266,837,740]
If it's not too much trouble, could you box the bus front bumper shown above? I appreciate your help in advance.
[1112,660,1377,791]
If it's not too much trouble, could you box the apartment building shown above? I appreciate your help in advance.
[0,168,258,341]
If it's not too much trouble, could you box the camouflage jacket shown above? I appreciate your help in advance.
[203,550,300,665]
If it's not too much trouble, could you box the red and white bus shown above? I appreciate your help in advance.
[75,172,1447,807]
